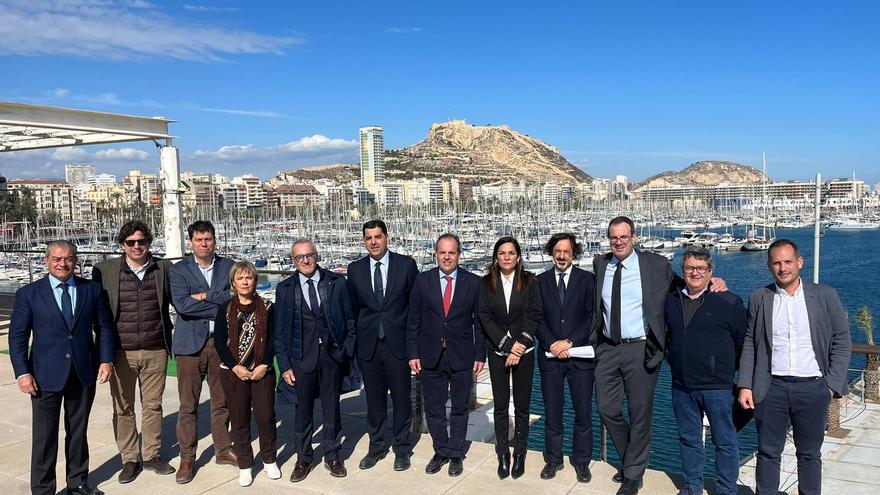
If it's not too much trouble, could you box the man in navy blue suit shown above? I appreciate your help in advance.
[276,238,356,482]
[536,233,596,483]
[347,220,419,471]
[9,240,115,495]
[407,233,485,477]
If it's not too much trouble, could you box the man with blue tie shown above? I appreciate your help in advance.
[9,240,115,495]
[536,233,596,483]
[347,220,419,471]
[407,233,486,477]
[276,238,356,482]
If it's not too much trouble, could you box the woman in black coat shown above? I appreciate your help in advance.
[478,236,543,480]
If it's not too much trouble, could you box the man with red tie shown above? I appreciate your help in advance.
[407,233,485,477]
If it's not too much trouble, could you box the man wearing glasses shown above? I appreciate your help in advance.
[590,217,725,495]
[92,221,176,483]
[665,248,746,495]
[275,239,356,482]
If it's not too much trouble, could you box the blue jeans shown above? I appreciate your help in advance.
[671,386,739,495]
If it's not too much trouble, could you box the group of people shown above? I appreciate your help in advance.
[9,215,851,495]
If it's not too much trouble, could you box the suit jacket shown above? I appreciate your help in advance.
[170,254,234,355]
[92,256,174,351]
[274,268,356,374]
[347,251,418,361]
[478,271,542,355]
[536,266,596,370]
[590,250,674,369]
[406,267,486,371]
[9,276,116,392]
[738,281,852,403]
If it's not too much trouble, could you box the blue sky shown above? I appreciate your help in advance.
[1,0,878,184]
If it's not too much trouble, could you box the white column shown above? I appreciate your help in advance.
[160,144,185,258]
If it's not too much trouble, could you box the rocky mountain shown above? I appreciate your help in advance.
[634,161,768,190]
[384,120,591,184]
[276,163,358,183]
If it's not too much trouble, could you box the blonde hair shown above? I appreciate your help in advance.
[229,261,258,295]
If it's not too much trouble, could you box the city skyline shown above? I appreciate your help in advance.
[1,1,878,183]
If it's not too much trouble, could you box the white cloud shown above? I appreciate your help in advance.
[191,135,358,170]
[386,27,423,34]
[0,0,303,62]
[94,148,150,161]
[183,105,289,118]
[50,147,89,161]
[184,4,239,12]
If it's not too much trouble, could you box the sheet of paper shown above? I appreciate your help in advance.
[545,345,595,359]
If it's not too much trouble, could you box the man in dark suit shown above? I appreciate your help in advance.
[347,219,419,471]
[276,238,356,482]
[536,233,596,483]
[738,239,851,495]
[92,220,176,483]
[407,233,486,477]
[169,220,236,484]
[9,240,115,495]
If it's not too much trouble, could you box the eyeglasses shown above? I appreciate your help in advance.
[608,235,632,243]
[123,239,149,247]
[684,266,710,274]
[293,253,318,263]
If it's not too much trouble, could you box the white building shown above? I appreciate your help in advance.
[65,163,95,187]
[359,126,385,187]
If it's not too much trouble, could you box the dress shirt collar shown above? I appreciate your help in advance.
[775,277,804,298]
[370,250,390,270]
[555,264,573,278]
[195,255,216,271]
[49,274,76,289]
[440,268,458,281]
[682,286,708,299]
[611,250,639,270]
[126,255,152,274]
[299,270,322,286]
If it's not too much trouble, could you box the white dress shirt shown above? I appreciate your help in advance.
[197,257,216,334]
[771,278,821,377]
[370,251,389,293]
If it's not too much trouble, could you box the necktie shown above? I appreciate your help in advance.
[442,275,453,317]
[60,282,74,328]
[610,263,622,344]
[374,261,385,339]
[558,272,566,305]
[307,279,320,316]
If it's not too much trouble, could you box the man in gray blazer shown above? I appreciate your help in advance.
[738,239,851,495]
[92,220,175,483]
[170,220,236,484]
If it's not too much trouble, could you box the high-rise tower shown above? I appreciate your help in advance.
[359,126,385,187]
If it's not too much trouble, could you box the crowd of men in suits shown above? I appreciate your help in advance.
[8,215,851,495]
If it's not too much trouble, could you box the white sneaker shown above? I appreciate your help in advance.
[239,468,253,487]
[264,462,282,480]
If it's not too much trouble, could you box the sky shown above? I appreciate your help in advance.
[1,0,878,184]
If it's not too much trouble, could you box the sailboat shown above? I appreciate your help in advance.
[741,152,776,251]
[827,171,879,230]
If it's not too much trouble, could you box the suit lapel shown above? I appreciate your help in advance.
[637,251,651,311]
[318,269,334,312]
[41,277,68,327]
[762,286,775,350]
[802,282,823,357]
[381,253,396,308]
[71,278,87,330]
[186,257,209,291]
[497,277,511,318]
[562,269,578,309]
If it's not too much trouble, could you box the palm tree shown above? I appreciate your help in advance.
[856,307,878,401]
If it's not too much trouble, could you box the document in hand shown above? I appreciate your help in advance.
[544,345,595,359]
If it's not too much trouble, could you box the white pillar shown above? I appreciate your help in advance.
[160,144,185,258]
[813,173,821,284]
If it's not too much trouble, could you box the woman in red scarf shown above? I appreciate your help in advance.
[214,261,279,487]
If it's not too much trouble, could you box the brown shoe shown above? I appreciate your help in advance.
[289,460,312,482]
[143,456,176,475]
[215,450,238,467]
[324,459,347,478]
[175,459,195,484]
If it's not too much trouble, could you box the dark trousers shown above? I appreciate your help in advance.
[175,337,232,460]
[487,351,534,456]
[540,361,595,464]
[221,369,278,469]
[294,345,345,462]
[595,340,660,480]
[358,339,413,456]
[422,348,473,458]
[31,366,96,495]
[671,386,739,495]
[755,376,830,495]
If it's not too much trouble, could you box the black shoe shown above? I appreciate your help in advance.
[511,453,525,479]
[68,484,104,495]
[497,453,510,480]
[289,460,312,482]
[616,477,643,495]
[448,457,463,477]
[143,456,176,475]
[118,461,142,484]
[359,451,387,470]
[393,453,411,471]
[425,454,449,474]
[540,461,563,479]
[324,459,347,478]
[612,469,624,483]
[574,462,591,483]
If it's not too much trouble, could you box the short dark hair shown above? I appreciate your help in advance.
[117,220,153,245]
[46,240,77,258]
[434,233,461,253]
[187,220,215,239]
[607,216,636,237]
[544,232,583,258]
[362,219,388,236]
[681,247,714,272]
[768,238,799,260]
